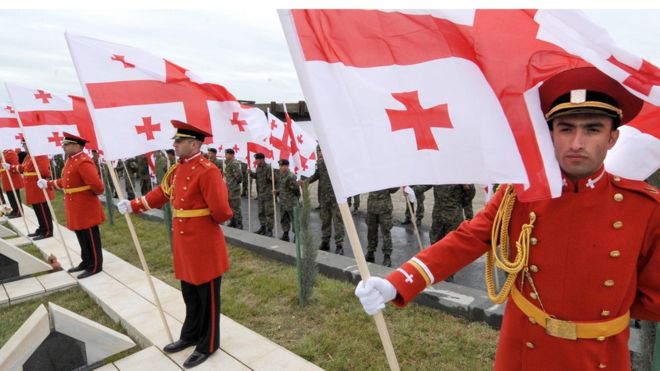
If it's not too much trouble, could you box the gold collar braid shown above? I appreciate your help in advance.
[485,185,537,304]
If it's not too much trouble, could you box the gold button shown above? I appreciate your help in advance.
[529,265,539,273]
[596,336,606,342]
[183,186,187,190]
[528,317,536,325]
[613,193,623,202]
[531,237,538,246]
[529,292,538,300]
[192,166,196,170]
[598,364,607,369]
[186,176,190,180]
[179,219,183,223]
[179,231,184,234]
[613,176,620,182]
[609,250,620,258]
[601,310,611,317]
[525,342,534,349]
[180,198,184,202]
[604,280,615,287]
[612,221,623,229]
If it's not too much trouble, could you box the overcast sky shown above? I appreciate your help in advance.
[0,9,658,104]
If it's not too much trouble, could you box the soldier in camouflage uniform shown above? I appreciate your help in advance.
[250,153,274,236]
[402,184,432,226]
[207,148,223,174]
[136,154,151,196]
[275,159,300,241]
[429,184,468,281]
[52,154,65,179]
[461,184,476,220]
[224,148,243,229]
[154,151,169,184]
[365,187,399,267]
[306,148,344,254]
[241,162,250,198]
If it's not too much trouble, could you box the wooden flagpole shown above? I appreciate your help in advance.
[404,194,424,252]
[268,107,278,238]
[338,202,400,371]
[122,163,137,197]
[247,165,252,233]
[65,33,173,343]
[0,150,30,235]
[105,160,174,343]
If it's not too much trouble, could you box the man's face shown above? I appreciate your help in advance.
[173,138,196,158]
[255,158,264,166]
[225,153,234,161]
[208,151,217,160]
[280,164,289,173]
[551,114,618,181]
[62,142,82,156]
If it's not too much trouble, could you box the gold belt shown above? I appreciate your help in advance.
[23,172,37,176]
[173,208,211,218]
[63,185,91,194]
[510,286,629,340]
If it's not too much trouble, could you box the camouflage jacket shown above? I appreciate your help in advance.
[432,185,465,213]
[307,157,337,206]
[251,163,273,199]
[155,154,169,184]
[367,188,398,214]
[276,170,300,209]
[224,158,243,198]
[136,155,150,179]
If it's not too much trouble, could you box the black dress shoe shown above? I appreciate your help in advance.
[183,351,210,368]
[77,270,101,279]
[28,231,41,237]
[32,234,53,241]
[163,339,195,353]
[67,265,86,273]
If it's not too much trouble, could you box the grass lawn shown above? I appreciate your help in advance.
[0,287,139,363]
[48,193,498,370]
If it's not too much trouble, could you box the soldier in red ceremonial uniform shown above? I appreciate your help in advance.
[117,120,233,369]
[37,132,106,279]
[1,149,25,218]
[2,140,54,240]
[355,67,659,370]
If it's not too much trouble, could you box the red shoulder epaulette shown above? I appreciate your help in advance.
[612,176,660,203]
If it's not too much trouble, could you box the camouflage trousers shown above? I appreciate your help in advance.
[229,197,242,227]
[320,202,344,245]
[280,207,293,232]
[366,211,393,254]
[347,194,360,210]
[429,208,464,244]
[257,196,274,230]
[404,193,426,223]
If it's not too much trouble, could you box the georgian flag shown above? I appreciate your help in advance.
[0,103,22,152]
[66,33,269,161]
[267,109,318,177]
[279,10,660,202]
[5,84,99,156]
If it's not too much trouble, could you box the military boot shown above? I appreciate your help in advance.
[236,224,244,230]
[319,241,330,251]
[281,231,289,242]
[228,220,237,228]
[365,251,375,263]
[265,229,273,237]
[335,245,344,255]
[401,218,412,225]
[383,254,392,267]
[255,226,265,235]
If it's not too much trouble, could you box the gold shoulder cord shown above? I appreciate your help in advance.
[485,184,537,304]
[160,163,178,200]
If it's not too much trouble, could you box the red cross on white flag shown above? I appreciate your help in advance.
[5,84,100,156]
[267,109,318,178]
[66,33,268,161]
[0,102,22,151]
[280,10,660,202]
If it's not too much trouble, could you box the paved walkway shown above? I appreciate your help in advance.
[6,206,322,371]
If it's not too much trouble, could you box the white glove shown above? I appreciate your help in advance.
[1,163,10,170]
[36,179,48,189]
[354,277,397,315]
[403,186,416,204]
[116,199,132,214]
